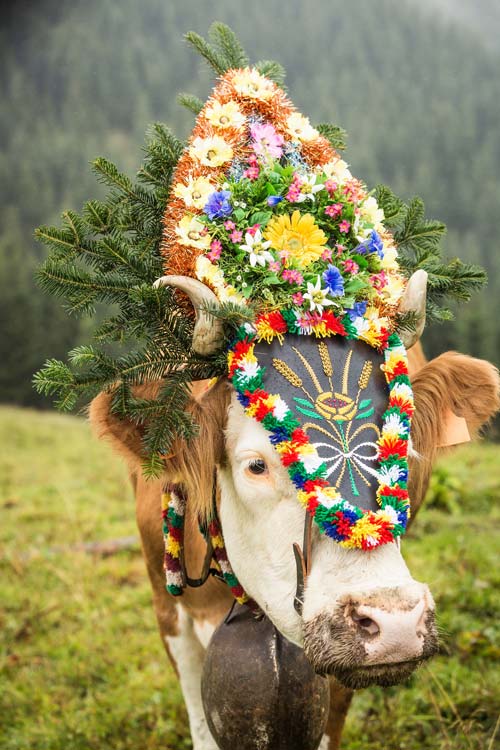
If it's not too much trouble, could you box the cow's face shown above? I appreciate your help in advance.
[219,393,438,688]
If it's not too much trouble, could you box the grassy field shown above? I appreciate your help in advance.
[1,406,499,750]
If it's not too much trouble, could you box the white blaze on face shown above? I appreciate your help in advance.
[219,395,426,650]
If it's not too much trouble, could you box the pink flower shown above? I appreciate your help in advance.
[243,166,260,180]
[230,230,243,243]
[292,292,304,305]
[250,122,284,159]
[325,203,343,218]
[224,220,235,231]
[339,220,351,234]
[269,261,281,273]
[341,259,359,274]
[207,239,222,261]
[321,248,333,261]
[282,268,304,284]
[325,179,338,195]
[343,179,364,203]
[370,271,388,290]
[286,173,302,202]
[247,223,261,237]
[335,243,345,256]
[278,249,290,261]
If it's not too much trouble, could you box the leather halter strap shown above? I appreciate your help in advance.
[293,511,314,616]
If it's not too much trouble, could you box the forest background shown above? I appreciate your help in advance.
[1,0,499,407]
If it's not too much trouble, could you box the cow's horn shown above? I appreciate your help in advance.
[398,269,428,349]
[153,275,224,356]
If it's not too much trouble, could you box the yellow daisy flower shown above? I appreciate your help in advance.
[286,113,319,142]
[264,210,328,268]
[189,135,233,167]
[175,216,211,250]
[173,175,214,209]
[204,100,246,130]
[232,68,275,100]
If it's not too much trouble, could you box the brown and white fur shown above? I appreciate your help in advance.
[89,343,499,749]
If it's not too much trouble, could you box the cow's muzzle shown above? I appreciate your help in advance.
[303,585,439,688]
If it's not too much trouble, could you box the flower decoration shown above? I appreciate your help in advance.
[204,100,246,130]
[189,135,233,166]
[160,66,417,550]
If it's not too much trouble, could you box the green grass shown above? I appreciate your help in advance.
[1,406,499,749]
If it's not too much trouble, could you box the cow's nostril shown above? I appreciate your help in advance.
[351,611,380,637]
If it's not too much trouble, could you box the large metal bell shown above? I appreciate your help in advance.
[201,603,330,750]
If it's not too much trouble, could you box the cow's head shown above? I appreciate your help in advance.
[91,275,499,690]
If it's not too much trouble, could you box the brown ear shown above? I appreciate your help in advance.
[88,381,161,472]
[408,352,500,521]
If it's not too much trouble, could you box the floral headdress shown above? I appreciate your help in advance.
[160,67,419,549]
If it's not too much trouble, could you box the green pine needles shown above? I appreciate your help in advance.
[34,22,487,475]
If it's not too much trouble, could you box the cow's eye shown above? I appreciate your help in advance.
[247,458,267,475]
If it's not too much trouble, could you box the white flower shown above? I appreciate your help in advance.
[352,316,370,336]
[384,413,408,436]
[316,490,339,509]
[173,175,214,209]
[233,69,275,100]
[323,157,352,185]
[176,216,211,250]
[361,196,384,227]
[295,174,325,203]
[204,100,246,130]
[286,113,319,142]
[189,135,233,167]
[239,229,273,268]
[303,276,334,314]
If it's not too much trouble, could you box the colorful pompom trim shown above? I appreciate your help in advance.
[227,310,413,550]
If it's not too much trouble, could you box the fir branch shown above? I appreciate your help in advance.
[177,93,204,115]
[255,60,286,87]
[374,184,405,225]
[184,30,227,75]
[316,123,347,151]
[208,22,250,70]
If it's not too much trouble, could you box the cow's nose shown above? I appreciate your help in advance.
[347,597,432,663]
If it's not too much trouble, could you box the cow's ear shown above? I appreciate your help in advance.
[412,352,500,440]
[88,381,161,472]
[408,352,499,520]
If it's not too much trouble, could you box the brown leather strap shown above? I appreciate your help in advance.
[293,511,314,615]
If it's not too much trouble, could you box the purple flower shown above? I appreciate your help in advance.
[322,265,344,297]
[267,195,283,207]
[347,301,367,320]
[204,190,233,220]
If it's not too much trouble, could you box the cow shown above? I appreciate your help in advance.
[89,275,499,750]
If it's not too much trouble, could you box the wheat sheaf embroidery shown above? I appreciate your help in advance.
[272,344,380,497]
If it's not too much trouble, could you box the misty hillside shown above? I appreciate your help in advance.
[1,0,499,404]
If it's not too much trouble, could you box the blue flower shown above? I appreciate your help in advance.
[204,190,233,220]
[346,300,367,320]
[267,195,283,207]
[354,230,384,258]
[322,265,344,297]
[368,230,384,258]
